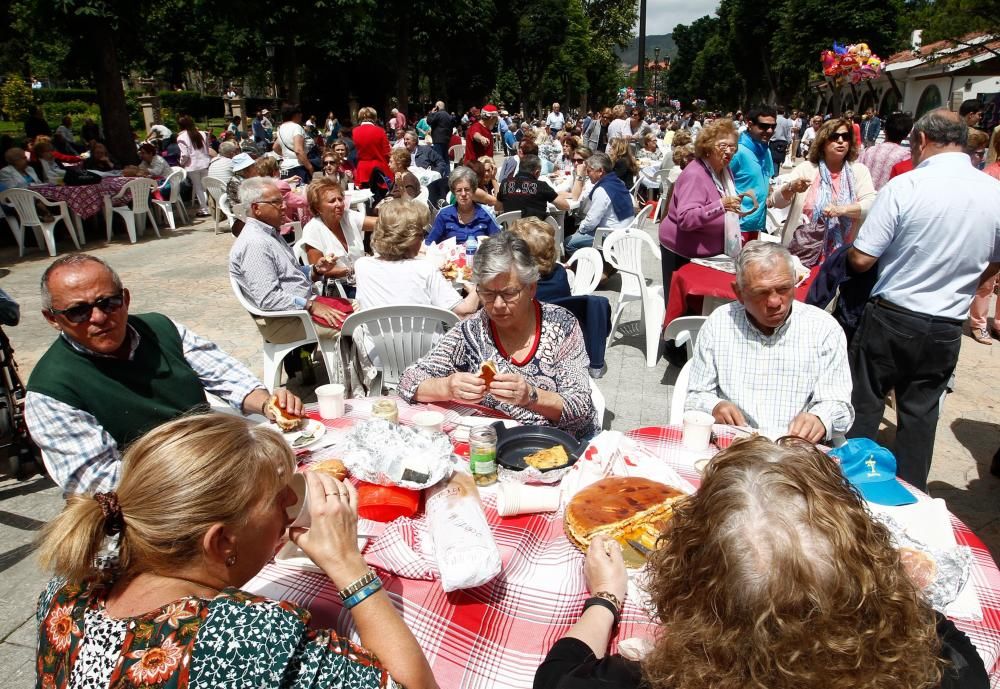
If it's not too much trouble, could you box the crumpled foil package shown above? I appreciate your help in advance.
[341,419,454,489]
[497,463,573,485]
[875,512,973,612]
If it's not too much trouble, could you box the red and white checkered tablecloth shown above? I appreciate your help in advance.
[32,177,133,219]
[245,417,1000,689]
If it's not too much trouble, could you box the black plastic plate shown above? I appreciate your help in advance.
[491,422,585,472]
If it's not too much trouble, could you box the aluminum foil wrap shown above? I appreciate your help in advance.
[497,463,573,485]
[875,513,973,613]
[341,419,454,489]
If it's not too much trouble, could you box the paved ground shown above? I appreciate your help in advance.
[0,210,997,686]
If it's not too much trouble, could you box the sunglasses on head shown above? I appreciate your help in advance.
[829,131,852,142]
[49,292,125,324]
[754,121,776,131]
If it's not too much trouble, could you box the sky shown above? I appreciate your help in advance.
[640,0,719,35]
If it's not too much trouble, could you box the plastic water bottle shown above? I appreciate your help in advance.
[465,235,478,271]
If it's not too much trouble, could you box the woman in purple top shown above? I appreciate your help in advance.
[658,118,743,308]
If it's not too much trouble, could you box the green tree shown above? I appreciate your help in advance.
[1,73,33,121]
[667,16,719,105]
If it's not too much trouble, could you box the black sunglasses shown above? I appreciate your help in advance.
[754,121,776,131]
[573,158,585,163]
[49,292,125,324]
[829,131,852,142]
[323,160,337,166]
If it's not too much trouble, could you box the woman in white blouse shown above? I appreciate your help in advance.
[176,115,216,217]
[301,177,367,283]
[354,199,478,316]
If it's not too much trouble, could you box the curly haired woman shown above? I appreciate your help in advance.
[535,436,988,689]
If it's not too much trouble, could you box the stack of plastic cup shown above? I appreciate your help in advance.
[681,410,715,450]
[496,483,561,517]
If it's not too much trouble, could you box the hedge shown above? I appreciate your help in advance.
[157,91,225,119]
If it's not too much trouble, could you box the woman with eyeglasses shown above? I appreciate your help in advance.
[659,119,743,308]
[770,118,875,266]
[301,177,373,287]
[398,231,598,439]
[584,108,613,153]
[424,166,500,245]
[320,141,355,184]
[477,155,501,197]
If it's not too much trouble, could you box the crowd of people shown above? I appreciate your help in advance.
[4,92,999,689]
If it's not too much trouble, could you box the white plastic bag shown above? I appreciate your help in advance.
[425,472,502,591]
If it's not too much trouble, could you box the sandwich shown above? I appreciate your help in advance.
[267,395,304,432]
[309,458,348,481]
[524,444,569,470]
[479,359,499,386]
[564,477,686,557]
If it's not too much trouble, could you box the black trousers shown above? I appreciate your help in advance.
[768,140,788,176]
[660,246,690,311]
[847,299,962,491]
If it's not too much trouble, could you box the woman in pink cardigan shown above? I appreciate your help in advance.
[658,118,743,306]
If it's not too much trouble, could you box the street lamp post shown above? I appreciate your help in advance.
[653,46,661,108]
[635,0,647,101]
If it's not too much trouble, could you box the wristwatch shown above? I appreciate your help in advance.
[528,385,539,405]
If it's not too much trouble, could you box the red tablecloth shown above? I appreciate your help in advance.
[664,262,820,327]
[32,177,133,219]
[245,412,1000,689]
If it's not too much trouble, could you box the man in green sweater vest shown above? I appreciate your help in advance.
[25,254,303,495]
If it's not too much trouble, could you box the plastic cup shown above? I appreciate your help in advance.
[347,182,356,191]
[496,483,561,517]
[315,383,346,419]
[412,410,444,434]
[682,410,715,451]
[287,472,312,528]
[357,482,422,522]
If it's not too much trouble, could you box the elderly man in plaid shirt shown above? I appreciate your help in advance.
[684,241,854,442]
[24,254,302,495]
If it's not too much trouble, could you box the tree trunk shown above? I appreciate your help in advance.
[87,19,138,166]
[396,27,411,117]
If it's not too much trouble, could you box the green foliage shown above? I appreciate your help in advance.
[905,0,1000,44]
[157,91,224,119]
[1,73,34,121]
[33,89,101,104]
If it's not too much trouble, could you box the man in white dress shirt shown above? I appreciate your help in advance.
[686,241,854,442]
[847,109,1000,489]
[545,102,565,137]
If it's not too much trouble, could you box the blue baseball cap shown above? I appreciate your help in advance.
[830,438,916,506]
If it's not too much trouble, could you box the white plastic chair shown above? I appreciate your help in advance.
[104,178,159,243]
[590,378,606,429]
[0,188,81,257]
[496,210,521,229]
[603,227,665,367]
[662,315,707,358]
[229,274,341,390]
[203,176,225,233]
[565,247,602,296]
[669,360,693,425]
[292,238,348,298]
[544,214,565,258]
[218,193,236,230]
[338,305,459,395]
[448,144,465,170]
[152,168,189,231]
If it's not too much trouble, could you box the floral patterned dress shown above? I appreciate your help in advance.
[36,579,401,689]
[397,301,598,439]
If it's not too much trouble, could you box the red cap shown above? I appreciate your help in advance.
[481,104,499,117]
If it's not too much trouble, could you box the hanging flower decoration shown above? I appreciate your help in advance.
[821,42,883,85]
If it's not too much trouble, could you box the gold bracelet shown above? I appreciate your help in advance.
[338,569,378,600]
[590,590,622,612]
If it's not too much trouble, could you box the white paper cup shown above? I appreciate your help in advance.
[347,182,356,191]
[315,383,345,419]
[496,483,561,517]
[412,410,444,434]
[682,410,715,450]
[287,472,311,528]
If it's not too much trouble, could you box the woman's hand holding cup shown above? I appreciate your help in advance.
[289,472,368,589]
[721,196,743,213]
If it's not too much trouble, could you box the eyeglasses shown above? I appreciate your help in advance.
[323,160,337,166]
[477,286,524,304]
[49,292,125,324]
[753,121,776,131]
[828,132,852,143]
[254,198,283,208]
[716,142,737,152]
[573,158,585,163]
